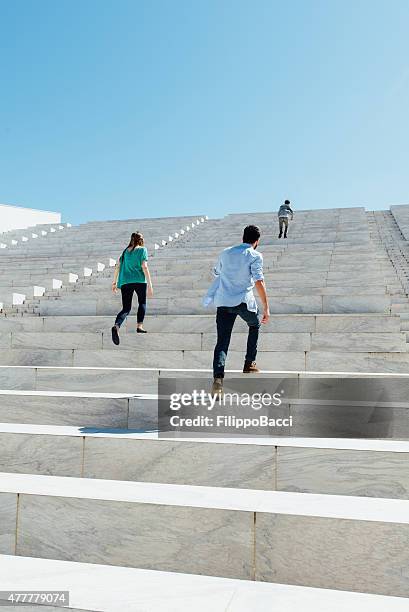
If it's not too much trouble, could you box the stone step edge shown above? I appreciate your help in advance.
[0,389,139,398]
[2,555,407,612]
[1,472,408,523]
[1,365,409,377]
[0,421,409,453]
[3,313,402,318]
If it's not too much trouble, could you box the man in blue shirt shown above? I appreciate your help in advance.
[203,225,270,394]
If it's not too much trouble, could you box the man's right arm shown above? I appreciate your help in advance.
[213,254,222,277]
[251,254,270,323]
[255,280,270,323]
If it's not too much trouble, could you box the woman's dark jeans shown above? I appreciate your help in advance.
[115,283,147,327]
[213,303,260,378]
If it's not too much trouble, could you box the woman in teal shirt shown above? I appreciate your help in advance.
[111,232,153,345]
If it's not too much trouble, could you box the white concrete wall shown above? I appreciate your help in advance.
[0,204,61,233]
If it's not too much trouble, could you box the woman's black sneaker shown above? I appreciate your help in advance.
[111,326,120,345]
[137,328,147,334]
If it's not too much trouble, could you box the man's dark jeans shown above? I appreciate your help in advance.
[213,303,260,378]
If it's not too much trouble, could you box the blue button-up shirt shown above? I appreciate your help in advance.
[203,243,264,312]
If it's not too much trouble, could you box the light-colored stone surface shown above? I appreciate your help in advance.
[289,403,409,439]
[0,493,17,554]
[3,423,409,451]
[310,333,406,352]
[4,424,409,495]
[3,207,409,604]
[73,349,185,368]
[179,350,306,370]
[0,334,12,347]
[12,332,102,350]
[17,494,254,579]
[0,349,73,367]
[315,315,401,333]
[3,470,409,593]
[0,367,36,390]
[322,295,390,314]
[227,579,409,612]
[0,433,82,477]
[277,447,409,498]
[34,367,158,394]
[103,332,199,351]
[255,513,409,597]
[83,438,275,489]
[3,472,409,524]
[0,393,130,427]
[3,554,408,612]
[307,351,409,373]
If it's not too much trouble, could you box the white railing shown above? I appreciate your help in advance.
[0,223,72,249]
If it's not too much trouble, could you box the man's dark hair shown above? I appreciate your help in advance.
[243,225,261,244]
[284,199,290,205]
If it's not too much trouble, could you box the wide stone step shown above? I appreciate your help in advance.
[0,366,159,393]
[1,372,409,436]
[35,294,392,316]
[9,265,384,282]
[306,351,409,373]
[0,390,143,427]
[0,275,80,288]
[2,346,409,371]
[0,347,307,369]
[3,555,407,612]
[1,472,409,596]
[163,249,382,260]
[147,263,385,274]
[183,238,374,248]
[3,364,409,394]
[2,313,402,333]
[0,254,383,266]
[392,303,409,313]
[0,331,406,353]
[65,284,393,299]
[0,423,408,498]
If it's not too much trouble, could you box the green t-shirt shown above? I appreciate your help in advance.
[117,246,148,287]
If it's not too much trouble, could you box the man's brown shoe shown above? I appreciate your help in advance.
[243,361,260,373]
[211,377,224,397]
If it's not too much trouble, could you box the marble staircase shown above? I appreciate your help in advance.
[1,206,409,609]
[1,471,409,597]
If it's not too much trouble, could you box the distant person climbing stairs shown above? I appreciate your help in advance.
[277,199,294,238]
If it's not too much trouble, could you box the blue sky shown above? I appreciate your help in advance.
[0,0,408,223]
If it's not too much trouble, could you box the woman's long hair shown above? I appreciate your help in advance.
[127,232,144,250]
[120,232,144,263]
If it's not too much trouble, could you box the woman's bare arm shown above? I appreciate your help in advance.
[112,259,120,293]
[142,260,153,297]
